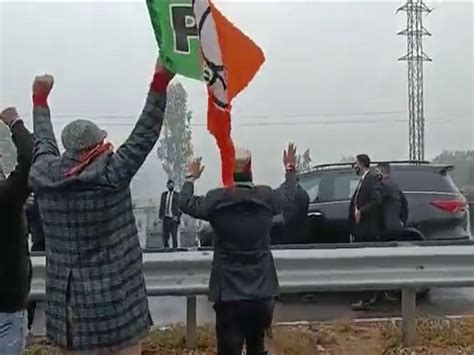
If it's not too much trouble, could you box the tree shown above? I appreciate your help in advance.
[296,148,312,174]
[157,82,194,187]
[0,124,16,174]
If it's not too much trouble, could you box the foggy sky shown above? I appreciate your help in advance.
[0,1,472,193]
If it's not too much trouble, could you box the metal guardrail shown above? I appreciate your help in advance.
[30,244,474,347]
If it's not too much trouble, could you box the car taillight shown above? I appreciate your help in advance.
[430,198,467,214]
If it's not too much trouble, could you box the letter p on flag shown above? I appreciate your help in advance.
[147,0,265,186]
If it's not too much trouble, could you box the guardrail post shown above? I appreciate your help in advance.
[186,296,198,349]
[401,288,417,346]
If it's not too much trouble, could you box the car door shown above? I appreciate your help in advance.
[302,170,360,244]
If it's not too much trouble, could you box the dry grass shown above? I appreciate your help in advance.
[381,317,474,355]
[24,317,474,355]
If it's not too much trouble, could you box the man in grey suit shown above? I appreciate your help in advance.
[179,144,297,355]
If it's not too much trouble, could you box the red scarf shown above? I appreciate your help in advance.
[64,142,114,178]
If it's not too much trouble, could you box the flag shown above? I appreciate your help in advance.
[147,0,265,186]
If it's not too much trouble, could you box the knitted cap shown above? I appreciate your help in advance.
[61,119,107,152]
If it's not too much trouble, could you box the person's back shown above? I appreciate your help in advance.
[207,184,280,302]
[376,163,409,240]
[28,66,173,354]
[179,145,297,355]
[281,184,309,244]
[0,107,34,354]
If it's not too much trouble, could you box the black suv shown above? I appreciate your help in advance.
[294,161,471,244]
[198,161,471,246]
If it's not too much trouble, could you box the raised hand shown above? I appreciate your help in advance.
[0,107,19,127]
[187,157,205,180]
[33,74,54,97]
[283,143,297,169]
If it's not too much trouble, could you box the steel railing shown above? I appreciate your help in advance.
[30,243,474,347]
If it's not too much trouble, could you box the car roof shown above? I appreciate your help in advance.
[298,160,454,178]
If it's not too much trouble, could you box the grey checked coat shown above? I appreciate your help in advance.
[29,89,166,351]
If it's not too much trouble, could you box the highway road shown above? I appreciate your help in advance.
[31,288,474,335]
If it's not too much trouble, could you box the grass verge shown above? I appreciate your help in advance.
[25,317,474,354]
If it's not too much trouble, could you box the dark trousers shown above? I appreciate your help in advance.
[27,301,36,330]
[162,217,178,248]
[27,241,45,331]
[214,299,274,355]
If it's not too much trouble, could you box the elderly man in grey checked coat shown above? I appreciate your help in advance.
[28,61,174,354]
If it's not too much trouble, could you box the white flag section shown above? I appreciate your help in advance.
[192,0,229,110]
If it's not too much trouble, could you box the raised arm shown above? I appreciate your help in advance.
[268,143,298,215]
[179,158,213,221]
[180,181,213,221]
[0,107,34,201]
[104,63,174,186]
[31,75,60,162]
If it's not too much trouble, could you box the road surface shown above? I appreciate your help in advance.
[31,287,474,335]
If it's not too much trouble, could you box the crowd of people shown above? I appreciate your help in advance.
[1,61,409,355]
[0,60,297,355]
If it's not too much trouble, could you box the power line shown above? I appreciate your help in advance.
[22,117,471,128]
[19,110,470,128]
[19,109,408,120]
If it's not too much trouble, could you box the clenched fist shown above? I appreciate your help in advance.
[33,74,54,97]
[0,107,19,127]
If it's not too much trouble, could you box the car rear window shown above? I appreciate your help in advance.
[298,166,461,203]
[391,169,460,193]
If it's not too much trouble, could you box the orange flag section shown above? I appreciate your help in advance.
[209,1,265,101]
[207,0,265,186]
[207,93,235,187]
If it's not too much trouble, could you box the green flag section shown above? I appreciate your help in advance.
[147,0,203,80]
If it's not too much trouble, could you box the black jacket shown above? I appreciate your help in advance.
[180,173,296,302]
[281,184,310,244]
[159,190,181,220]
[379,178,409,237]
[349,171,382,241]
[0,121,34,312]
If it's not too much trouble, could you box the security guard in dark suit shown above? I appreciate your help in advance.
[376,162,409,241]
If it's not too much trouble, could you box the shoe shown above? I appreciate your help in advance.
[352,298,376,311]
